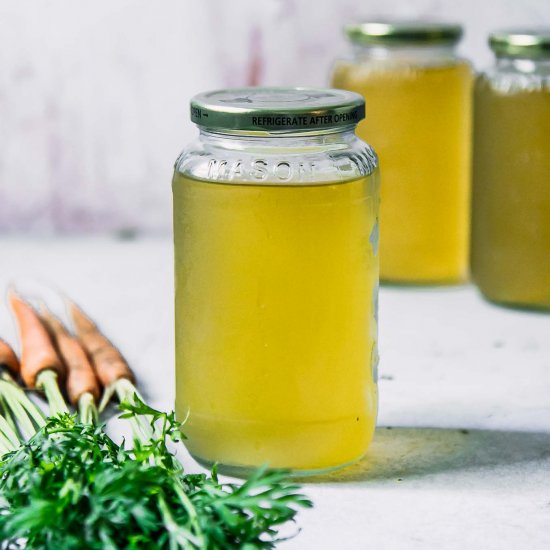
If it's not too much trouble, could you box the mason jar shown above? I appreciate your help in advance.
[331,21,473,284]
[471,30,550,309]
[172,88,379,475]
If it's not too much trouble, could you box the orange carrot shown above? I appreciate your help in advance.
[0,338,19,376]
[8,291,66,388]
[69,302,135,387]
[41,307,100,406]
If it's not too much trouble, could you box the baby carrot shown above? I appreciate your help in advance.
[8,291,66,388]
[0,338,19,377]
[41,307,100,406]
[69,302,135,388]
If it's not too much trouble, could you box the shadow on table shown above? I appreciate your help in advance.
[301,426,550,484]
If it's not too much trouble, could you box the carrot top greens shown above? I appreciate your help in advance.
[0,400,312,549]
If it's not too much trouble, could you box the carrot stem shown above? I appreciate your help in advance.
[0,394,17,434]
[0,433,15,456]
[0,384,36,439]
[98,384,116,413]
[0,414,21,450]
[0,371,46,439]
[0,440,11,457]
[36,370,69,416]
[78,392,98,425]
[113,378,154,443]
[113,378,146,406]
[173,481,204,547]
[158,493,203,549]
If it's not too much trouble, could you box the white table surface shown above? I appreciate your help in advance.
[0,236,549,549]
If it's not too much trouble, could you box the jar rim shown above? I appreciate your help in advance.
[190,87,365,133]
[489,29,550,59]
[344,21,463,47]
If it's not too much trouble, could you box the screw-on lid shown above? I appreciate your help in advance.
[190,87,365,133]
[489,29,550,59]
[345,21,463,47]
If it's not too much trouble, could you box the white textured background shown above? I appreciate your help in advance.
[1,0,549,234]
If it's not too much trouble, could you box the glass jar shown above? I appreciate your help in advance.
[331,22,473,284]
[471,30,550,309]
[172,88,380,474]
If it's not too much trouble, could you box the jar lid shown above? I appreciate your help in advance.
[190,87,365,133]
[344,21,463,47]
[489,29,550,59]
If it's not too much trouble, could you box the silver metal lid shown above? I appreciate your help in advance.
[190,87,365,133]
[489,29,550,59]
[345,21,463,47]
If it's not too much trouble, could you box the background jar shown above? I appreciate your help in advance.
[172,88,380,475]
[331,21,473,284]
[471,30,550,309]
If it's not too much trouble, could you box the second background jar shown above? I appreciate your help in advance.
[331,21,473,284]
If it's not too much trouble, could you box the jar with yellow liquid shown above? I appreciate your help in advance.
[471,30,550,309]
[331,22,473,284]
[173,88,380,474]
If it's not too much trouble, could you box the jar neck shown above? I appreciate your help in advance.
[349,42,458,64]
[495,55,550,75]
[198,127,359,152]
